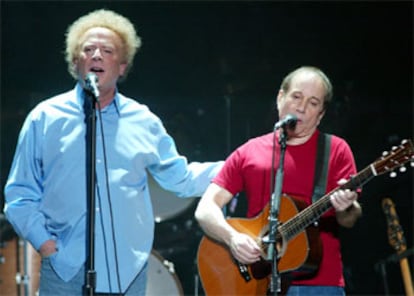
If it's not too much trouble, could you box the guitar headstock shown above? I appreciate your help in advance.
[382,198,407,254]
[374,139,414,178]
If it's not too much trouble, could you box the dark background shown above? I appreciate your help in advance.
[1,1,413,295]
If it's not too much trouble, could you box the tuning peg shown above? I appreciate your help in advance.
[411,161,414,167]
[390,171,397,178]
[399,166,407,173]
[382,151,389,157]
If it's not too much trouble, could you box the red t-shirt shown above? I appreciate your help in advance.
[213,130,358,287]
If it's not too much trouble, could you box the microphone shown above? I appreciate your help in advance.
[84,72,100,99]
[274,114,298,130]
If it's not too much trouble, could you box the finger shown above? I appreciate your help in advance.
[337,178,347,185]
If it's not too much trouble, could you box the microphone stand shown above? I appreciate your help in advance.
[83,90,98,296]
[374,247,414,296]
[265,126,288,295]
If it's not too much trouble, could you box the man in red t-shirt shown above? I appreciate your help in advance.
[195,66,362,296]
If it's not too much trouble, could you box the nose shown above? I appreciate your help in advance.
[296,99,306,113]
[92,48,102,60]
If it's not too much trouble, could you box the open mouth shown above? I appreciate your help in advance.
[90,67,104,73]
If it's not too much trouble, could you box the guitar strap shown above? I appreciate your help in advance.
[312,132,332,203]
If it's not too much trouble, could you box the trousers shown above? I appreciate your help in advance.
[38,257,148,296]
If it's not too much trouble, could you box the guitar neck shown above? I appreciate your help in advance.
[279,138,413,244]
[280,165,374,242]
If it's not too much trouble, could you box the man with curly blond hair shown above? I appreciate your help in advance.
[4,9,222,295]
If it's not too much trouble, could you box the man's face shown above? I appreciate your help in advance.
[74,27,127,96]
[277,70,326,140]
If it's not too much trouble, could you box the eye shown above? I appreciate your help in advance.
[102,47,114,55]
[309,99,322,108]
[83,47,94,54]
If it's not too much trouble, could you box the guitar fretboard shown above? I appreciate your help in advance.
[279,165,374,242]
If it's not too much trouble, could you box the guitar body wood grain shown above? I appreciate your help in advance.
[197,195,322,295]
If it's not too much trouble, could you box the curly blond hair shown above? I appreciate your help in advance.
[65,9,141,79]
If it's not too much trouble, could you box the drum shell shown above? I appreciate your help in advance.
[0,237,40,296]
[148,174,197,223]
[146,250,183,296]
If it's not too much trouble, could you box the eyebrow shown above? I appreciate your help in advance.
[310,96,322,102]
[291,91,322,102]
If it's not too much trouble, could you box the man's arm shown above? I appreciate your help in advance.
[195,183,262,264]
[335,200,362,228]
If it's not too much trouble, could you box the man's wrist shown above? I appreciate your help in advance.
[39,239,58,257]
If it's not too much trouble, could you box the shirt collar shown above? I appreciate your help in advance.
[75,82,121,117]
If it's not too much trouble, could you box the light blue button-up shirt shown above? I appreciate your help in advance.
[4,83,222,293]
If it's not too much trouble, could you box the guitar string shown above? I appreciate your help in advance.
[280,167,372,241]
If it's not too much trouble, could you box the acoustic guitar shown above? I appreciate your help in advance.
[382,198,414,296]
[197,139,414,295]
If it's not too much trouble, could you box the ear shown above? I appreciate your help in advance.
[72,58,79,75]
[119,63,128,76]
[316,109,326,125]
[276,89,284,107]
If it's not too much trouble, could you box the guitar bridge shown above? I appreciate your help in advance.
[236,261,251,282]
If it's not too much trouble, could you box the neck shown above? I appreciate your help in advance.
[96,88,116,109]
[283,129,316,146]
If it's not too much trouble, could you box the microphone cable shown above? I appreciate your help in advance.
[95,99,122,294]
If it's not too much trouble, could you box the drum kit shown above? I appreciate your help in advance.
[0,176,201,296]
[0,214,40,296]
[147,174,202,295]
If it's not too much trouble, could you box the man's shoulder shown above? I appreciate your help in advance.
[117,93,149,111]
[235,133,274,153]
[327,133,350,147]
[28,89,77,116]
[325,133,354,157]
[116,93,163,125]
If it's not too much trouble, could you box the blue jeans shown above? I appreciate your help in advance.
[286,285,345,296]
[39,257,148,295]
